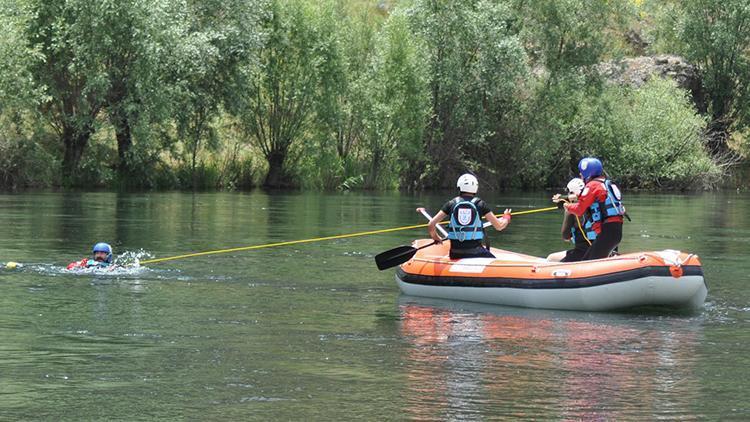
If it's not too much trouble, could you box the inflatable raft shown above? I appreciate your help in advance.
[396,240,707,311]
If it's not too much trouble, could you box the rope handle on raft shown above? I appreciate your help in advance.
[641,251,695,278]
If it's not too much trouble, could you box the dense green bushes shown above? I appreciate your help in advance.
[0,0,745,191]
[577,78,720,188]
[649,0,750,155]
[0,134,58,189]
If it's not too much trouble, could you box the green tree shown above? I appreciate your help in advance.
[405,0,528,188]
[0,0,42,114]
[514,0,628,79]
[679,0,750,156]
[309,4,384,188]
[26,0,114,184]
[236,0,336,188]
[24,0,263,187]
[100,0,183,185]
[359,13,430,189]
[168,0,266,189]
[0,0,55,190]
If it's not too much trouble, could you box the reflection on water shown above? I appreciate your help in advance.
[399,296,704,420]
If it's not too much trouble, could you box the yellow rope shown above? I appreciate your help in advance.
[560,197,592,246]
[559,197,592,246]
[575,215,593,246]
[138,206,559,265]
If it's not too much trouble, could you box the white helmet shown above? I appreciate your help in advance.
[566,178,585,196]
[457,174,479,193]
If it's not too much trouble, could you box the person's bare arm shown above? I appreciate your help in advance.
[427,210,447,242]
[484,209,511,231]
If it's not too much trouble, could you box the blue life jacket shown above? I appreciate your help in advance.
[447,196,484,242]
[85,259,111,269]
[589,179,625,223]
[571,214,597,244]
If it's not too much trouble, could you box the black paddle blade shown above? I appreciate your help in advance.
[375,245,418,270]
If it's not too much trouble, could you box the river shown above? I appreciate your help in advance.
[0,191,747,419]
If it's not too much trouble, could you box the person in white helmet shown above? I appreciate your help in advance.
[546,178,595,262]
[426,173,511,259]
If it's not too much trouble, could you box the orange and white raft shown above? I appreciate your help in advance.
[396,240,707,311]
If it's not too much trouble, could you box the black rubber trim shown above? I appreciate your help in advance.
[396,265,704,289]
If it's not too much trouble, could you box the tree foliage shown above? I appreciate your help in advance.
[359,12,430,189]
[680,0,750,155]
[168,0,266,189]
[646,0,750,156]
[405,0,529,189]
[577,78,719,188]
[26,0,114,184]
[0,0,42,113]
[236,0,334,188]
[0,0,740,190]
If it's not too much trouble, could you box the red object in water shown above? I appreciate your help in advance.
[66,258,88,270]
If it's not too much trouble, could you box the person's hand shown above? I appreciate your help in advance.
[552,194,562,203]
[430,233,443,244]
[499,209,511,229]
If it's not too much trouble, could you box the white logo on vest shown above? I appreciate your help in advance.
[457,208,473,226]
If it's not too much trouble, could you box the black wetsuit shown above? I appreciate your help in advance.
[581,221,623,260]
[440,195,495,259]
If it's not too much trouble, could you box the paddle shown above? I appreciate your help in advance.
[376,208,447,271]
[375,240,438,271]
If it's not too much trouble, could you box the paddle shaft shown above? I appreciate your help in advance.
[418,208,449,238]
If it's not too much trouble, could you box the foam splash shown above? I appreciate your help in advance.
[8,250,159,277]
[63,264,150,277]
[113,249,154,268]
[63,250,155,276]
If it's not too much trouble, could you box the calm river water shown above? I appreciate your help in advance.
[0,191,747,420]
